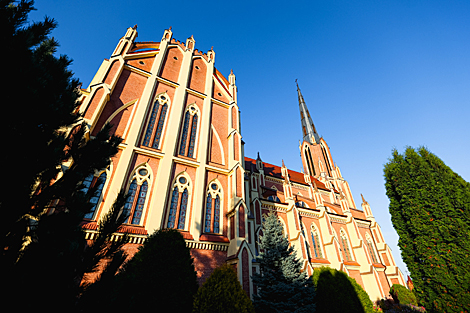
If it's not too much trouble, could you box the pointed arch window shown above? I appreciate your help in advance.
[310,226,323,259]
[321,144,332,177]
[204,181,223,234]
[366,235,379,264]
[305,146,316,176]
[167,174,191,230]
[123,165,151,225]
[340,229,353,261]
[142,93,169,150]
[81,169,109,220]
[179,104,199,158]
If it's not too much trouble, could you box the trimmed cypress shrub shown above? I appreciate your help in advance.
[312,267,374,313]
[193,264,254,313]
[390,284,418,306]
[112,228,199,312]
[384,147,470,312]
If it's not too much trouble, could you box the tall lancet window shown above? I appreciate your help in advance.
[340,229,353,261]
[320,144,332,177]
[204,181,223,234]
[179,104,199,158]
[142,93,170,149]
[304,146,316,176]
[81,167,110,220]
[123,165,151,225]
[366,234,379,264]
[310,226,323,259]
[167,173,191,230]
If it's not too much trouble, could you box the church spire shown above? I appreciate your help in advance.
[296,80,320,144]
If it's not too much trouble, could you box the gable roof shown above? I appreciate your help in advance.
[244,157,330,191]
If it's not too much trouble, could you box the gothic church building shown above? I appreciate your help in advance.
[74,26,405,300]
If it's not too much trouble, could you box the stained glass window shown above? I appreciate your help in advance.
[179,111,190,155]
[152,104,167,149]
[84,172,107,219]
[178,189,188,230]
[188,114,198,158]
[205,194,212,233]
[341,231,352,261]
[268,195,280,203]
[311,228,323,258]
[143,101,160,146]
[167,187,179,228]
[124,180,138,222]
[367,239,378,263]
[131,181,148,225]
[81,174,94,194]
[214,195,220,233]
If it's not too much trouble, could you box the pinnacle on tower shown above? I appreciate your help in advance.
[361,193,368,204]
[296,80,320,144]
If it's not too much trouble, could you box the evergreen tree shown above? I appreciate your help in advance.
[312,266,374,313]
[252,212,316,313]
[384,147,470,312]
[0,1,127,309]
[193,264,255,313]
[112,228,199,312]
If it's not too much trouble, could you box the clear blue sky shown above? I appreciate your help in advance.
[29,0,470,278]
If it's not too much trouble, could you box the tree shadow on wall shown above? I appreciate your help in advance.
[313,267,367,313]
[189,220,230,286]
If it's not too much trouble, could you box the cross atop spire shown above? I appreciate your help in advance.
[296,80,320,144]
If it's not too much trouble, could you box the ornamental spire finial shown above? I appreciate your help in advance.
[296,80,320,144]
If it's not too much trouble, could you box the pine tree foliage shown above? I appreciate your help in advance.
[0,0,82,267]
[252,212,316,313]
[193,264,255,313]
[312,266,374,313]
[384,147,470,312]
[0,1,127,309]
[111,228,199,312]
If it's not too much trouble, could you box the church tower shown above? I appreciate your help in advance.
[297,81,358,209]
[245,82,406,301]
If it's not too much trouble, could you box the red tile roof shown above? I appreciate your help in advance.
[244,157,329,191]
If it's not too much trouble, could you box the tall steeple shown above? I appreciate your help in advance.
[296,80,320,144]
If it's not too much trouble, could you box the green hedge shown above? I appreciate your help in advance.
[312,267,374,313]
[390,284,418,306]
[193,264,254,313]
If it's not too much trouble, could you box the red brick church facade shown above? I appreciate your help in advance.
[72,26,405,300]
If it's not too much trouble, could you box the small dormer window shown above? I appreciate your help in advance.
[268,195,280,203]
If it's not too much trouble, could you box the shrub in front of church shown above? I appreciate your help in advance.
[390,284,418,306]
[252,212,316,312]
[376,298,426,313]
[193,264,254,313]
[312,266,374,313]
[112,228,199,312]
[384,147,470,312]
